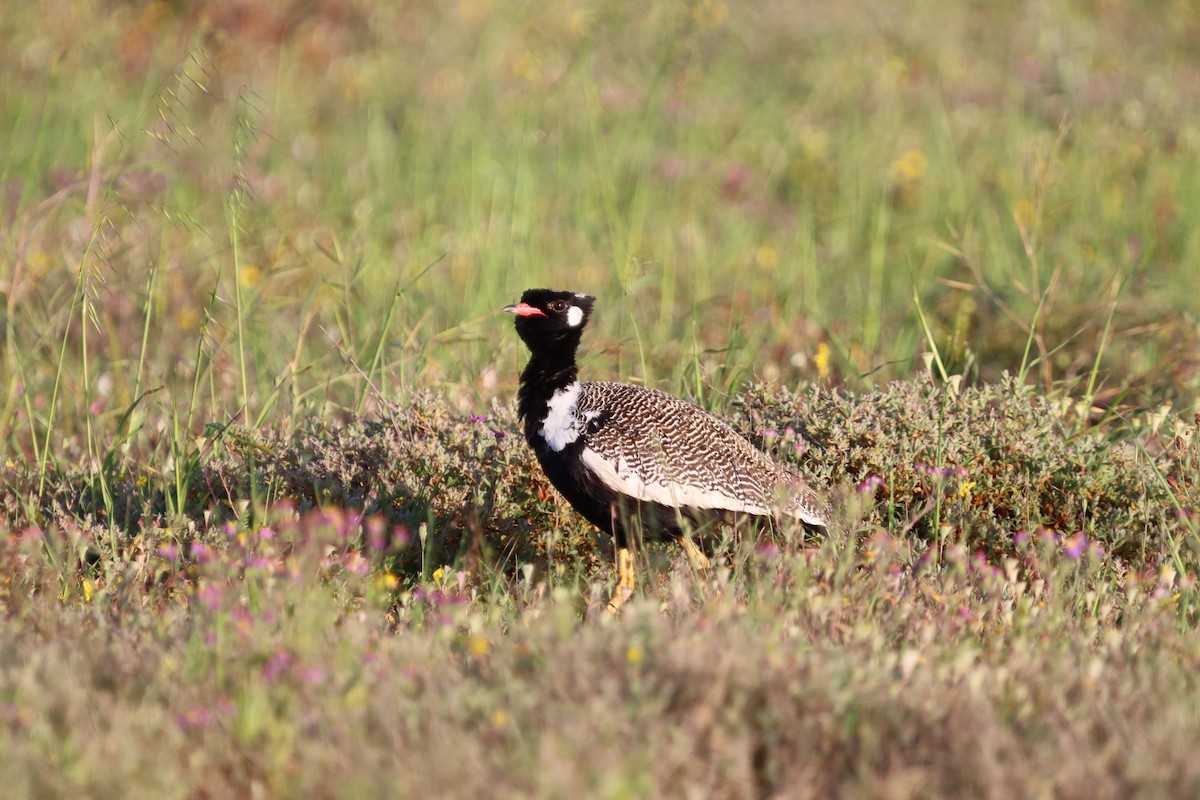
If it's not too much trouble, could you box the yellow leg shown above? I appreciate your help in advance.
[679,535,710,573]
[606,547,636,615]
[680,534,716,603]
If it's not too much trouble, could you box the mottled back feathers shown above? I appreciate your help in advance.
[564,381,829,526]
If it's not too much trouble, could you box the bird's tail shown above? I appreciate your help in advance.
[779,473,831,528]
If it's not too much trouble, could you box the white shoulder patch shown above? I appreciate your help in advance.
[566,305,585,327]
[539,382,582,451]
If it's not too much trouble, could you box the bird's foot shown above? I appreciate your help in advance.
[605,585,634,615]
[605,547,637,615]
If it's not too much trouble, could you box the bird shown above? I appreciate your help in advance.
[503,288,829,613]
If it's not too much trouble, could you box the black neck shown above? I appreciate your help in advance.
[517,346,579,423]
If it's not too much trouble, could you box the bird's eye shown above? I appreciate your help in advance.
[548,300,568,312]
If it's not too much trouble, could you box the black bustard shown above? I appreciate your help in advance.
[504,288,829,613]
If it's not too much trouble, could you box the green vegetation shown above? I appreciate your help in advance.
[1,0,1198,795]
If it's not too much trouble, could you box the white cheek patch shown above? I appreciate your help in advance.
[566,305,584,327]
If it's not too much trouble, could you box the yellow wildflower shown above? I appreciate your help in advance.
[29,250,52,276]
[342,74,363,104]
[814,342,831,379]
[755,246,779,269]
[174,306,200,332]
[568,9,589,36]
[1013,198,1037,231]
[882,57,909,87]
[238,265,262,289]
[796,125,829,161]
[691,0,728,28]
[459,0,494,23]
[511,51,543,83]
[889,149,928,185]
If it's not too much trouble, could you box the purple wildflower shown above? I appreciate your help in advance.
[297,667,326,686]
[857,474,884,493]
[198,584,223,611]
[177,706,217,729]
[343,552,370,578]
[755,542,780,559]
[1065,532,1087,559]
[19,527,44,542]
[263,651,292,682]
[367,517,387,552]
[412,587,468,608]
[337,511,363,539]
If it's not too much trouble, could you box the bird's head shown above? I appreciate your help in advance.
[503,289,596,354]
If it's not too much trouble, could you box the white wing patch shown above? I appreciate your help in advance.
[580,447,774,515]
[539,382,582,451]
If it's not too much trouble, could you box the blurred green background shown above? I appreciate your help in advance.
[2,0,1198,457]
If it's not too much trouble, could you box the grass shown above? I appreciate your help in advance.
[2,0,1200,795]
